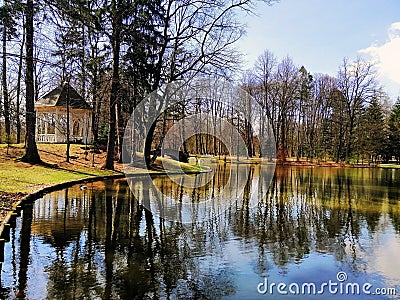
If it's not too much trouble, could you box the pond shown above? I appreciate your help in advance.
[1,165,400,299]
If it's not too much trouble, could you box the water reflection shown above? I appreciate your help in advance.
[1,166,400,299]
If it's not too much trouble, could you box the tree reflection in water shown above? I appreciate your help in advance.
[1,166,400,299]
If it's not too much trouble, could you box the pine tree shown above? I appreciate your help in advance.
[388,97,400,162]
[0,0,18,144]
[359,97,386,163]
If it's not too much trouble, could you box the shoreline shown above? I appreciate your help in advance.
[275,161,400,169]
[212,157,400,169]
[0,173,126,240]
[1,149,399,239]
[0,167,214,239]
[0,144,208,226]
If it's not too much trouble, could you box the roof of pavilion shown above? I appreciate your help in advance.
[35,83,91,109]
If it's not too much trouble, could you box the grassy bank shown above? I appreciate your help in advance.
[0,144,119,194]
[0,143,203,221]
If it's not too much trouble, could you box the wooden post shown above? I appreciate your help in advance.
[66,81,70,162]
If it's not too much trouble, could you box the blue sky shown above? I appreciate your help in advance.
[237,0,400,101]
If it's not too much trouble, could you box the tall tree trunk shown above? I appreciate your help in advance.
[104,0,121,170]
[345,116,355,162]
[2,3,10,144]
[116,100,124,163]
[144,122,156,169]
[65,82,70,162]
[21,0,41,163]
[91,68,99,144]
[16,18,25,144]
[130,82,138,162]
[80,23,86,99]
[0,86,2,143]
[90,33,100,146]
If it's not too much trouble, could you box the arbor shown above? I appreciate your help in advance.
[45,0,158,169]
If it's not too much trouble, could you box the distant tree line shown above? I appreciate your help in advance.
[241,50,400,164]
[0,0,399,167]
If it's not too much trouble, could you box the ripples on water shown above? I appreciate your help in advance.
[1,165,400,299]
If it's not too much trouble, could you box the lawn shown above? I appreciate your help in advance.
[0,143,118,194]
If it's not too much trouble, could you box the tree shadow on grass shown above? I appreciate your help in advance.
[15,157,123,177]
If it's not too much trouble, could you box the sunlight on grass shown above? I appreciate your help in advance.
[0,162,116,193]
[0,144,205,194]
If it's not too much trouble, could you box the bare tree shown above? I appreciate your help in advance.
[305,73,336,160]
[144,0,276,168]
[337,57,378,161]
[253,49,278,151]
[273,56,299,161]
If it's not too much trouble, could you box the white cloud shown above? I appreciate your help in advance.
[388,22,400,40]
[359,22,400,86]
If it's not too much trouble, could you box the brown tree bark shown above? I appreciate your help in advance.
[21,0,41,163]
[104,0,122,170]
[116,100,124,163]
[15,18,25,144]
[2,0,10,144]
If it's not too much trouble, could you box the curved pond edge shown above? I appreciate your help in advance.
[0,167,211,246]
[0,173,122,245]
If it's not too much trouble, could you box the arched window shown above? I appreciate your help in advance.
[48,115,55,134]
[37,119,44,134]
[73,121,81,136]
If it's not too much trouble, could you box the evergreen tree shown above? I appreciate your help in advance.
[0,0,18,144]
[388,97,400,162]
[359,97,386,163]
[297,66,314,160]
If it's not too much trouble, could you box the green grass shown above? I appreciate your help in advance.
[0,162,117,194]
[0,144,205,194]
[153,157,207,173]
[378,164,400,169]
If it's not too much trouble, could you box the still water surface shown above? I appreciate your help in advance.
[1,165,400,299]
